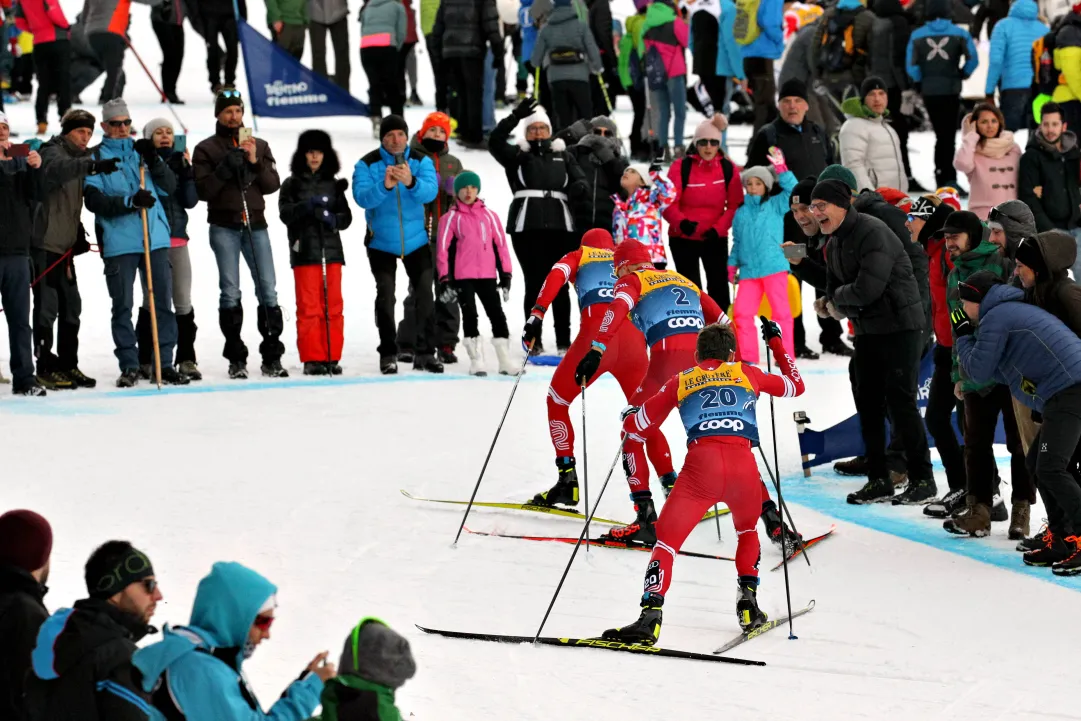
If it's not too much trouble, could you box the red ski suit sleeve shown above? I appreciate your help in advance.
[533,248,583,314]
[593,273,642,347]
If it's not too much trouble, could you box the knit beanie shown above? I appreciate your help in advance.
[85,542,155,599]
[380,114,409,140]
[142,118,173,140]
[908,195,940,219]
[810,179,852,209]
[418,111,452,140]
[61,109,96,136]
[860,76,888,101]
[1014,235,1051,279]
[214,89,244,117]
[957,269,1004,303]
[0,510,52,572]
[692,118,722,144]
[614,240,652,271]
[297,129,333,154]
[521,106,553,133]
[778,78,808,102]
[790,176,818,206]
[102,98,130,122]
[936,187,962,210]
[454,170,481,195]
[817,164,858,192]
[875,186,911,211]
[742,165,775,192]
[339,619,417,689]
[625,163,651,186]
[581,228,615,249]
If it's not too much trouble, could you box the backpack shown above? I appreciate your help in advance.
[733,0,762,45]
[680,153,734,192]
[1033,31,1061,96]
[643,43,668,89]
[819,13,857,75]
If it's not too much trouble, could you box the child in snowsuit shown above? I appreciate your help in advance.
[279,130,353,375]
[436,170,515,377]
[360,0,408,132]
[612,162,676,268]
[729,146,797,362]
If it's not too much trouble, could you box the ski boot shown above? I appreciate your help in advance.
[834,456,868,476]
[530,457,579,507]
[1052,536,1081,576]
[659,472,678,498]
[1009,501,1031,541]
[924,487,966,518]
[600,494,657,545]
[601,593,663,646]
[736,579,768,632]
[762,504,802,557]
[892,477,936,505]
[846,477,894,504]
[1024,532,1071,567]
[943,501,991,537]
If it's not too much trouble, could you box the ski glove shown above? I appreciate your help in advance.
[575,345,604,385]
[679,219,698,237]
[87,157,120,176]
[133,138,158,165]
[438,281,457,305]
[513,96,540,120]
[319,209,338,229]
[760,315,783,343]
[950,307,975,338]
[522,311,543,350]
[702,228,721,243]
[130,189,157,209]
[308,195,330,212]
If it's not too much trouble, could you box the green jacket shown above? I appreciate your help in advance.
[310,675,402,721]
[618,12,646,89]
[947,239,1014,390]
[420,0,440,35]
[266,0,309,25]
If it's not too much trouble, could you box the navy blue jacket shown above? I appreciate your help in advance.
[956,284,1081,411]
[159,148,198,241]
[905,0,978,96]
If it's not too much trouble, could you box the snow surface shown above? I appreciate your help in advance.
[3,2,1081,719]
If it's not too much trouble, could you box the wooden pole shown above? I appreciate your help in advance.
[139,165,162,390]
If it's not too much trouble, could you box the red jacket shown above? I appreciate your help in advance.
[402,0,419,44]
[14,0,71,44]
[926,236,955,347]
[662,154,742,240]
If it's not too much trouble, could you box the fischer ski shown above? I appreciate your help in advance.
[771,527,835,572]
[416,625,765,666]
[464,528,736,562]
[713,600,816,655]
[400,490,627,526]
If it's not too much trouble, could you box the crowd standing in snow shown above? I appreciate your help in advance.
[3,0,1081,663]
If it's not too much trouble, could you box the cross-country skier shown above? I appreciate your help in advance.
[603,320,805,645]
[524,228,678,509]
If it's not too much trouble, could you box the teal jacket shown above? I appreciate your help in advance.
[133,562,323,721]
[84,137,175,259]
[728,170,796,280]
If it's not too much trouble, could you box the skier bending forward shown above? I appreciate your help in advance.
[603,320,805,645]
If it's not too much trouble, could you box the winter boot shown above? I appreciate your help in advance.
[160,366,191,386]
[258,306,288,376]
[530,457,579,507]
[304,361,330,375]
[14,381,47,397]
[736,579,768,632]
[65,368,96,388]
[492,337,516,375]
[908,176,930,193]
[463,337,486,377]
[943,501,991,537]
[177,361,201,381]
[892,477,937,505]
[834,456,869,477]
[659,472,678,497]
[890,470,908,488]
[397,349,415,364]
[821,340,854,357]
[924,487,967,518]
[116,368,139,388]
[1012,504,1033,543]
[261,360,289,378]
[36,122,47,135]
[438,345,458,364]
[762,503,802,556]
[990,494,1009,522]
[847,477,894,504]
[175,310,198,370]
[414,354,444,373]
[328,361,342,375]
[37,370,74,390]
[228,362,248,379]
[1023,532,1071,567]
[796,346,820,360]
[1017,523,1050,552]
[1051,536,1081,576]
[380,355,398,375]
[219,305,248,372]
[601,593,663,646]
[601,494,658,545]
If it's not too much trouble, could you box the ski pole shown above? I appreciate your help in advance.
[766,348,796,640]
[453,351,532,545]
[756,444,811,567]
[533,438,625,643]
[713,504,722,541]
[123,36,189,134]
[318,222,332,365]
[595,73,613,114]
[139,165,163,390]
[581,381,590,550]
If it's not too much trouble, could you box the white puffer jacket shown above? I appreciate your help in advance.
[838,100,908,193]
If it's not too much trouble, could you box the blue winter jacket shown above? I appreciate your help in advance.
[520,0,537,63]
[728,170,796,280]
[985,0,1048,93]
[84,137,175,259]
[741,0,784,60]
[956,284,1081,412]
[715,0,745,79]
[132,562,323,721]
[352,145,438,257]
[906,18,979,96]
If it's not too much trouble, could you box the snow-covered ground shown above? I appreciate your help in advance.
[2,3,1080,719]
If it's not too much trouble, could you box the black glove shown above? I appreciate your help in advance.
[760,315,782,343]
[648,159,663,173]
[702,228,721,243]
[513,96,540,120]
[130,189,156,209]
[498,271,511,289]
[308,195,329,212]
[73,224,91,256]
[133,138,157,164]
[950,307,975,338]
[522,312,543,350]
[679,219,698,237]
[318,208,337,229]
[215,148,247,180]
[575,346,604,385]
[88,157,120,176]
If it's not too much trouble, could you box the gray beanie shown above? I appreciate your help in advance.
[142,118,173,140]
[102,98,131,122]
[339,620,416,689]
[589,115,619,138]
[742,165,775,192]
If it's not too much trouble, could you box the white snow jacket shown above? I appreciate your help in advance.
[838,97,908,193]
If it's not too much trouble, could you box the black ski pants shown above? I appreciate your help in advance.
[33,40,71,125]
[628,84,647,157]
[31,250,82,375]
[447,56,486,143]
[362,46,404,119]
[398,243,461,352]
[743,57,776,135]
[369,246,435,357]
[965,384,1035,506]
[89,32,126,103]
[456,278,510,338]
[204,15,239,89]
[550,79,593,132]
[152,21,185,99]
[311,17,350,90]
[924,94,961,187]
[925,344,966,492]
[1027,384,1081,537]
[668,235,730,310]
[511,230,577,349]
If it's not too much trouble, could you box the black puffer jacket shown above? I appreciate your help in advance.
[0,565,48,721]
[867,0,911,89]
[278,148,353,268]
[1025,230,1081,336]
[825,209,926,335]
[430,0,502,60]
[489,113,586,233]
[1019,130,1081,232]
[853,190,931,328]
[0,157,43,256]
[568,134,628,231]
[158,148,199,241]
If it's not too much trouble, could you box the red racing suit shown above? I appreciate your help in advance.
[623,336,804,591]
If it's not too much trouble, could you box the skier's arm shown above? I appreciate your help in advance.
[747,337,805,398]
[593,274,641,346]
[533,249,582,313]
[622,374,680,441]
[488,113,524,168]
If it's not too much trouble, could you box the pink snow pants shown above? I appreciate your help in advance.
[733,272,794,364]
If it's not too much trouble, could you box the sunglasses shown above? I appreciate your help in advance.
[107,119,133,128]
[219,89,242,99]
[696,138,721,147]
[253,614,275,631]
[141,578,158,594]
[592,128,611,136]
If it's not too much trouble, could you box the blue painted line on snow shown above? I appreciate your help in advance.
[782,472,1081,592]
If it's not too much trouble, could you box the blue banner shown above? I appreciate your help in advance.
[237,19,368,118]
